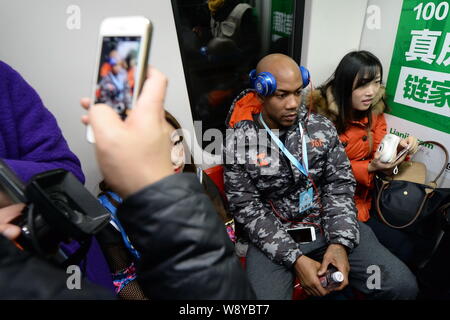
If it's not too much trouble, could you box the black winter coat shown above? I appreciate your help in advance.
[0,173,254,299]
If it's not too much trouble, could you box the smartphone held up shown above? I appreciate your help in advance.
[87,16,153,143]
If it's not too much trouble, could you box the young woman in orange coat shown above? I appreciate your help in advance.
[311,51,420,264]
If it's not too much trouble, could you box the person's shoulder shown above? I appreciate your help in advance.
[231,118,257,131]
[226,119,259,145]
[0,60,12,72]
[0,61,20,83]
[308,110,335,124]
[0,61,37,104]
[304,109,338,132]
[306,87,340,123]
[226,89,261,131]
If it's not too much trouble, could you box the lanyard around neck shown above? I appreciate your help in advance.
[259,113,309,177]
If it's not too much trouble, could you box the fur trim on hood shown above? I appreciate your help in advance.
[309,86,386,123]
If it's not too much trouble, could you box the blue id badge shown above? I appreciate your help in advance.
[299,187,314,213]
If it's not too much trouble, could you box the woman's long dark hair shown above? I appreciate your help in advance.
[322,50,383,134]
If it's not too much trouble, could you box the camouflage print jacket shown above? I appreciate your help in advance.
[223,90,360,268]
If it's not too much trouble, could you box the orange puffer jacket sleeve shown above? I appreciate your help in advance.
[342,113,387,187]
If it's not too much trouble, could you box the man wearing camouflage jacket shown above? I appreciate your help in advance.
[224,54,418,300]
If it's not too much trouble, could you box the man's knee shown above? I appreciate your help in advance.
[352,221,419,300]
[246,244,294,300]
[381,271,419,300]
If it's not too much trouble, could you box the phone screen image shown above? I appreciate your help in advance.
[94,36,142,117]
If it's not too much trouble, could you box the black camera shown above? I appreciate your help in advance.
[0,159,110,261]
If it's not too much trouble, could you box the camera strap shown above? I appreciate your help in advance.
[60,237,92,270]
[98,192,141,260]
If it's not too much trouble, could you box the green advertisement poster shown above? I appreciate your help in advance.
[271,0,294,39]
[386,0,450,134]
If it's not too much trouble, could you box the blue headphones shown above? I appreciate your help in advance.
[249,66,310,96]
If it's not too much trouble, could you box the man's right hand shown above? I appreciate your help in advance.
[294,255,330,297]
[80,67,174,198]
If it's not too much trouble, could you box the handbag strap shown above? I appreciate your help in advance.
[375,179,432,229]
[420,141,449,185]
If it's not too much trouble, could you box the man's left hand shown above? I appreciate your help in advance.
[318,243,350,291]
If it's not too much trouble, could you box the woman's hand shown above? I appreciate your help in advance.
[369,136,419,175]
[368,151,407,174]
[399,136,419,155]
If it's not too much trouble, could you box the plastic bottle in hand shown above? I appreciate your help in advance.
[319,266,344,289]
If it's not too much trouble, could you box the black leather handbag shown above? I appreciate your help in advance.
[374,141,450,235]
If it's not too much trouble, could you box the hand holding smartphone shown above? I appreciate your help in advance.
[87,16,153,143]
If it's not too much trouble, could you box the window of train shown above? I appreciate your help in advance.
[172,0,304,149]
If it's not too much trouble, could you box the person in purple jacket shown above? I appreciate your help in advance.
[0,61,84,183]
[0,61,114,292]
